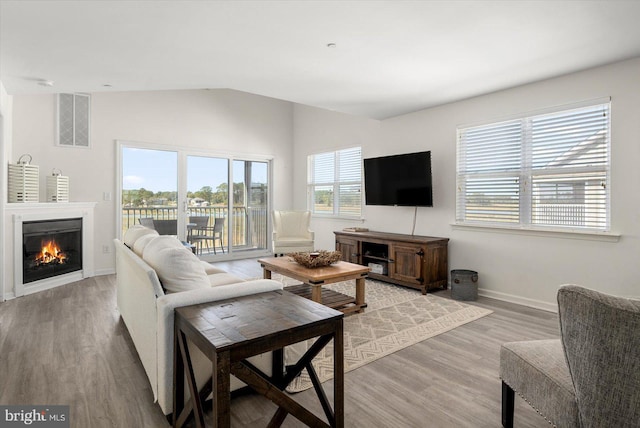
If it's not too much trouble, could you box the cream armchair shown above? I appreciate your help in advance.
[272,210,314,256]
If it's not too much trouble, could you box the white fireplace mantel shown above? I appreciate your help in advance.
[5,202,97,298]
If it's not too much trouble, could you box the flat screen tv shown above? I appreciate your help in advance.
[363,151,433,207]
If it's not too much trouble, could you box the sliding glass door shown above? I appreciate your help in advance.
[232,159,269,254]
[121,147,178,237]
[119,142,271,259]
[186,155,230,256]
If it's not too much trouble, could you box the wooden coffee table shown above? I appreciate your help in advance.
[258,257,370,315]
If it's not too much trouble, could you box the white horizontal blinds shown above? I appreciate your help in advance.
[337,147,362,217]
[457,120,522,224]
[459,120,522,173]
[312,152,335,184]
[462,176,521,223]
[530,103,609,229]
[457,100,610,231]
[309,152,335,215]
[308,147,362,217]
[313,185,334,214]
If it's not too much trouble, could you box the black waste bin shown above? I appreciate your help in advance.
[451,269,478,301]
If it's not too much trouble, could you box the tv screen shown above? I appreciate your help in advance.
[364,151,433,207]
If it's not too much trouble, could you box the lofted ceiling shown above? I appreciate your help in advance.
[1,1,640,119]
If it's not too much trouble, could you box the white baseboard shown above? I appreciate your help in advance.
[2,291,16,301]
[94,268,116,276]
[478,287,557,313]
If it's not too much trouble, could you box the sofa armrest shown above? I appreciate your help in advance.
[155,279,283,414]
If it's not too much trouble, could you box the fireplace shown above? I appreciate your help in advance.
[22,218,83,284]
[4,202,96,300]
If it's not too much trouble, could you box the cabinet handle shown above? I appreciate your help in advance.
[388,259,395,263]
[416,249,425,256]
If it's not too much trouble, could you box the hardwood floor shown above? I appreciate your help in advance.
[0,259,559,427]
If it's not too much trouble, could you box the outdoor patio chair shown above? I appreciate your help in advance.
[139,218,177,235]
[500,285,640,428]
[188,216,225,255]
[154,220,177,235]
[139,218,155,229]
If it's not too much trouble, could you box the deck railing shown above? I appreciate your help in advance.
[533,204,586,227]
[122,206,268,252]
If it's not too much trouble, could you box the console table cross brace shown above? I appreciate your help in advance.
[173,290,344,428]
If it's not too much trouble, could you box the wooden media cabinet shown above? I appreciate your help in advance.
[334,230,449,294]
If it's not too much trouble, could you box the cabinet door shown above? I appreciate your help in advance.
[336,237,360,264]
[423,242,449,288]
[389,243,423,285]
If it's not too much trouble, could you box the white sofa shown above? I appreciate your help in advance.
[114,225,283,415]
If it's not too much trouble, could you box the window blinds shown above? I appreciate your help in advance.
[457,101,610,231]
[308,147,362,217]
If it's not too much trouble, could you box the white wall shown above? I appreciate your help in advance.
[0,81,13,300]
[294,58,640,310]
[292,104,382,238]
[6,89,294,280]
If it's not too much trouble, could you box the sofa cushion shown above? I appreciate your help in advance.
[133,233,159,256]
[274,238,314,247]
[208,273,245,287]
[144,246,210,293]
[200,261,227,275]
[500,339,579,427]
[124,225,158,247]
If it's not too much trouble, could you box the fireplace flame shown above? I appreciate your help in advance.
[35,240,67,265]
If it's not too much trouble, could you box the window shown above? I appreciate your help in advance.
[308,147,362,218]
[57,93,90,147]
[456,100,610,231]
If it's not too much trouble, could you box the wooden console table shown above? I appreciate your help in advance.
[335,230,449,294]
[173,290,344,428]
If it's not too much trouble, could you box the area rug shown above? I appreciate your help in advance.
[270,275,493,393]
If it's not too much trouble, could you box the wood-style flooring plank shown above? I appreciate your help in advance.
[0,258,558,427]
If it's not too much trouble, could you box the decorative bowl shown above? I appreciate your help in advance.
[289,250,342,268]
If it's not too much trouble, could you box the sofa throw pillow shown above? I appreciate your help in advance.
[144,246,210,293]
[132,233,158,257]
[142,235,184,259]
[123,224,158,248]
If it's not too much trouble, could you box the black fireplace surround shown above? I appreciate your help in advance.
[22,218,82,284]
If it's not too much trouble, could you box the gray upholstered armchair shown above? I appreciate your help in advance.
[499,285,640,427]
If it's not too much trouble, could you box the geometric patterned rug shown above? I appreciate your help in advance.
[270,275,493,393]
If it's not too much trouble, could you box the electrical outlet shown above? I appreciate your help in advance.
[102,245,111,254]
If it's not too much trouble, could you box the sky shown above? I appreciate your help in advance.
[122,147,267,193]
